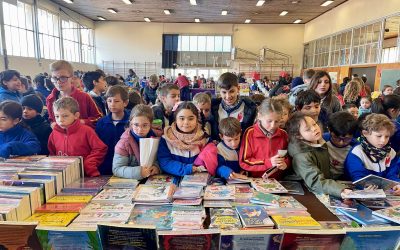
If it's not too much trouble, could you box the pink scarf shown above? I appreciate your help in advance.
[163,123,207,151]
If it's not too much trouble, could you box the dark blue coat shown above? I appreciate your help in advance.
[0,87,22,103]
[0,124,41,158]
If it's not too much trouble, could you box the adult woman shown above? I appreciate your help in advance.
[309,71,342,114]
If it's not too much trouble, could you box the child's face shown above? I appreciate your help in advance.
[149,81,158,88]
[383,87,394,96]
[259,112,281,134]
[299,102,321,122]
[220,86,239,106]
[299,116,322,144]
[362,129,391,149]
[220,133,241,150]
[314,76,330,96]
[130,116,151,137]
[330,133,353,148]
[176,109,198,133]
[51,69,72,93]
[0,112,19,132]
[195,102,211,119]
[360,98,371,109]
[161,89,180,110]
[3,75,22,92]
[346,107,359,120]
[279,108,290,129]
[95,76,107,93]
[107,94,128,114]
[54,108,79,129]
[22,107,39,120]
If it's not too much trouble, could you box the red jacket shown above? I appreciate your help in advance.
[46,86,102,128]
[48,119,108,177]
[239,123,290,178]
[174,75,189,89]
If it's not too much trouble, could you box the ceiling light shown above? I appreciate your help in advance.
[293,19,302,23]
[63,0,73,3]
[164,9,171,15]
[108,8,118,14]
[221,10,228,15]
[190,0,197,5]
[256,0,265,6]
[144,17,151,22]
[97,16,106,21]
[321,1,334,6]
[195,18,200,23]
[122,0,133,4]
[279,11,288,16]
[245,19,251,23]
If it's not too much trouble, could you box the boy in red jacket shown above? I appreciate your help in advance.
[48,97,107,177]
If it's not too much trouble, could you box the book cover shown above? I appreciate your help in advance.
[337,205,392,226]
[80,202,134,214]
[341,189,386,199]
[329,195,357,211]
[0,222,41,249]
[104,177,139,189]
[319,221,353,229]
[180,173,210,187]
[158,229,220,250]
[235,205,274,228]
[353,174,400,191]
[270,215,321,229]
[204,185,235,200]
[340,228,400,250]
[220,230,283,250]
[92,189,134,203]
[249,192,280,206]
[128,205,173,230]
[203,200,232,208]
[360,199,392,209]
[134,185,173,203]
[173,198,202,206]
[209,208,242,230]
[279,181,305,195]
[250,178,288,194]
[145,174,174,185]
[46,195,92,204]
[63,176,110,189]
[173,186,203,199]
[372,205,400,224]
[73,212,130,224]
[35,203,87,213]
[25,213,78,227]
[264,196,307,212]
[208,177,225,186]
[98,223,157,250]
[280,230,345,250]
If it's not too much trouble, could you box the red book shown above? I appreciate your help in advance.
[35,203,87,213]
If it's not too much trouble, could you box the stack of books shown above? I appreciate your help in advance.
[92,189,135,204]
[61,177,110,196]
[102,177,139,190]
[209,208,242,230]
[128,204,173,230]
[172,186,203,206]
[180,173,210,187]
[171,206,206,230]
[133,185,173,205]
[250,178,288,194]
[235,205,274,229]
[204,185,235,201]
[145,174,175,185]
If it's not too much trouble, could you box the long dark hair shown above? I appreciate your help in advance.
[174,101,206,132]
[371,95,400,118]
[0,101,22,120]
[0,70,20,89]
[309,70,333,105]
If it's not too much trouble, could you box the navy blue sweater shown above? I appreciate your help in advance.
[0,124,41,158]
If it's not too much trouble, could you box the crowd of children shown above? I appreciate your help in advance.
[1,59,400,199]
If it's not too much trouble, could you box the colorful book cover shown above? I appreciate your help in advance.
[372,205,400,224]
[104,177,139,189]
[279,181,305,195]
[270,215,321,229]
[134,185,173,203]
[360,199,392,209]
[98,223,157,250]
[158,230,220,250]
[46,195,92,204]
[337,205,392,226]
[250,192,280,206]
[173,198,202,206]
[73,212,130,223]
[220,230,283,250]
[340,228,400,250]
[341,189,386,199]
[180,172,210,187]
[204,185,235,200]
[208,177,225,186]
[92,189,134,203]
[209,208,242,230]
[25,213,78,227]
[35,203,87,213]
[145,174,174,185]
[0,222,41,249]
[280,230,345,250]
[128,205,173,230]
[235,205,274,228]
[329,195,358,210]
[203,200,232,208]
[319,221,353,229]
[173,186,203,199]
[80,202,134,214]
[353,174,400,191]
[264,196,307,211]
[250,178,288,194]
[63,176,110,190]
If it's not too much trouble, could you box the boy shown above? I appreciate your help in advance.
[82,71,108,116]
[46,60,102,128]
[216,117,247,180]
[288,69,315,106]
[193,92,213,135]
[211,72,257,140]
[48,97,107,177]
[96,86,130,175]
[359,96,372,116]
[21,94,52,155]
[143,74,159,105]
[295,89,328,132]
[152,83,180,129]
[342,104,359,120]
[323,111,358,179]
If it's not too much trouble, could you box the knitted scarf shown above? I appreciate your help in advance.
[360,135,391,163]
[164,122,207,151]
[221,97,243,115]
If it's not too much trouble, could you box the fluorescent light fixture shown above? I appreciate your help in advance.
[144,17,151,22]
[293,19,302,23]
[108,8,118,14]
[245,19,251,23]
[164,9,171,15]
[195,18,200,23]
[256,0,265,6]
[190,0,197,5]
[221,10,228,15]
[279,11,288,16]
[97,16,106,21]
[321,0,334,6]
[63,0,73,3]
[122,0,133,4]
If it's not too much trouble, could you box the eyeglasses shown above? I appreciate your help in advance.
[51,76,71,83]
[331,134,353,143]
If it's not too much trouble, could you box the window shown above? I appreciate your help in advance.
[3,1,35,57]
[62,20,80,62]
[81,27,95,64]
[314,37,330,67]
[38,8,60,60]
[351,22,381,64]
[330,30,352,66]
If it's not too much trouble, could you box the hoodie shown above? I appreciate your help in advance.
[0,87,22,103]
[0,124,41,158]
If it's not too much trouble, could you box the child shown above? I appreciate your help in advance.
[96,86,130,175]
[359,96,372,116]
[193,92,213,135]
[295,89,328,132]
[216,117,247,180]
[343,80,361,106]
[48,97,107,177]
[157,102,211,176]
[345,114,400,192]
[323,111,358,179]
[382,85,394,96]
[143,74,159,105]
[0,101,41,158]
[152,83,180,129]
[211,72,257,140]
[46,60,102,128]
[113,104,160,180]
[272,96,291,129]
[21,94,52,155]
[82,71,108,116]
[0,70,22,103]
[309,70,342,114]
[239,98,290,178]
[342,104,359,120]
[33,74,51,101]
[287,112,351,198]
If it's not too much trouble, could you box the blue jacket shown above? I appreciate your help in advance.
[344,145,400,182]
[95,110,130,175]
[216,141,241,180]
[143,86,158,105]
[35,86,51,100]
[0,87,22,103]
[390,121,400,153]
[0,124,41,158]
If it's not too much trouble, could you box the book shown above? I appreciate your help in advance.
[234,185,253,203]
[235,205,274,228]
[250,178,288,194]
[226,177,251,185]
[220,229,283,250]
[18,171,63,194]
[92,188,134,203]
[318,221,353,229]
[340,228,400,250]
[204,185,235,201]
[134,185,173,204]
[329,195,358,211]
[103,176,139,189]
[353,174,400,191]
[280,229,345,250]
[140,137,160,167]
[337,204,392,226]
[0,194,31,220]
[1,179,56,203]
[173,186,203,199]
[372,205,400,224]
[0,205,17,221]
[80,202,134,214]
[209,208,242,230]
[35,203,87,213]
[73,212,130,224]
[0,222,41,249]
[279,181,305,195]
[25,212,78,227]
[203,200,232,208]
[46,195,92,204]
[264,196,308,212]
[341,189,386,199]
[208,177,225,186]
[180,172,210,187]
[171,207,205,230]
[270,215,321,229]
[249,192,280,206]
[61,176,110,193]
[360,199,392,209]
[0,186,41,214]
[128,205,173,230]
[158,229,220,250]
[145,174,174,185]
[173,198,202,206]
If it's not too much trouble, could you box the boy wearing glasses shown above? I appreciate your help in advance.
[323,111,359,179]
[46,60,102,128]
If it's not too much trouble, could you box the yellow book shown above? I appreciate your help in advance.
[25,213,78,227]
[46,195,93,204]
[271,215,321,229]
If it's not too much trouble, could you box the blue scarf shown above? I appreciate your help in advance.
[221,98,243,115]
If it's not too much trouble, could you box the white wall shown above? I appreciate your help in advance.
[304,0,400,42]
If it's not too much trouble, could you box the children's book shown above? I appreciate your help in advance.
[173,186,203,199]
[204,185,235,200]
[128,205,173,230]
[329,195,358,211]
[353,174,400,191]
[209,208,242,230]
[341,189,386,199]
[0,222,41,249]
[279,181,305,195]
[203,200,232,208]
[280,229,345,250]
[249,192,280,206]
[318,221,353,229]
[234,185,253,203]
[158,229,220,250]
[250,178,288,194]
[171,207,205,230]
[80,202,134,214]
[220,229,283,250]
[46,195,92,204]
[340,227,400,250]
[92,188,134,204]
[180,172,210,187]
[73,212,130,224]
[270,214,321,229]
[103,176,139,189]
[145,174,174,185]
[35,203,87,213]
[208,177,225,186]
[372,205,400,224]
[25,212,78,227]
[359,199,392,209]
[337,204,392,226]
[226,177,251,185]
[173,198,202,206]
[134,185,173,204]
[235,205,274,228]
[264,196,308,212]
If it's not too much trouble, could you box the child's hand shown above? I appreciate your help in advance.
[271,155,285,168]
[149,165,160,176]
[140,166,151,178]
[193,165,207,172]
[229,172,248,180]
[340,189,352,199]
[80,119,85,124]
[51,122,56,129]
[392,185,400,196]
[276,162,287,170]
[364,184,378,190]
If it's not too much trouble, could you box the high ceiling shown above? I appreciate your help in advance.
[50,0,348,24]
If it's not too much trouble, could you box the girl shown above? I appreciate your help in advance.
[382,85,394,96]
[113,104,160,180]
[345,114,400,194]
[0,101,41,158]
[287,112,351,198]
[158,102,211,176]
[309,70,342,114]
[239,98,290,178]
[371,95,400,153]
[0,70,22,103]
[272,96,291,130]
[343,80,361,106]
